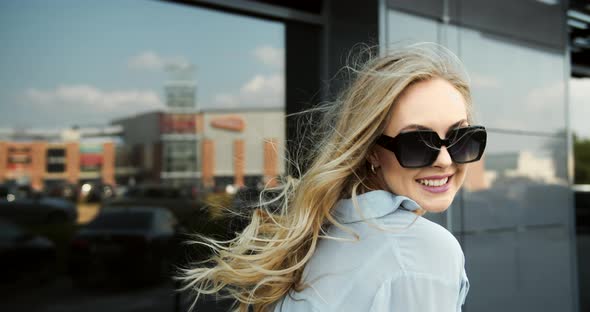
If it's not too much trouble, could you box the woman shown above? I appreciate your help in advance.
[179,43,487,312]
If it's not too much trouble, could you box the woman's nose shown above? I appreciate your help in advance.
[433,146,453,168]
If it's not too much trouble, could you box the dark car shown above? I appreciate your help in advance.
[0,184,12,201]
[0,184,35,202]
[103,184,205,230]
[78,182,116,203]
[68,206,184,287]
[0,219,57,287]
[45,182,79,202]
[0,196,77,226]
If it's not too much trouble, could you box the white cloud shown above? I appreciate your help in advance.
[242,75,268,93]
[213,74,284,108]
[128,51,163,70]
[253,45,284,69]
[24,84,164,116]
[128,51,193,72]
[209,45,284,109]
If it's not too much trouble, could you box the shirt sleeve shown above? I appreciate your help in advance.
[457,268,470,310]
[369,272,460,312]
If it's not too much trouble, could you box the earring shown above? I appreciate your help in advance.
[371,163,377,174]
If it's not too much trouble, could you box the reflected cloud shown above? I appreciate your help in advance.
[214,73,284,108]
[24,85,164,113]
[461,27,566,134]
[212,45,284,109]
[128,50,192,71]
[253,45,284,69]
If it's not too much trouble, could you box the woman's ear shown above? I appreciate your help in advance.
[367,148,380,168]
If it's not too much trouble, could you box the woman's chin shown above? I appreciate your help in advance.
[417,199,453,213]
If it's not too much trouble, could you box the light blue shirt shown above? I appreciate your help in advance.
[273,190,469,312]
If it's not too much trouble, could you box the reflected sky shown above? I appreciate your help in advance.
[0,0,284,130]
[385,9,590,138]
[571,78,590,139]
[460,28,566,135]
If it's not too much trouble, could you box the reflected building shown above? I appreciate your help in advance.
[113,65,284,189]
[367,3,579,310]
[201,109,284,189]
[113,108,284,190]
[0,126,119,190]
[161,66,200,185]
[481,151,563,188]
[0,137,116,190]
[160,112,200,182]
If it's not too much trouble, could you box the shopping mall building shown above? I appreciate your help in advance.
[0,71,285,191]
[0,112,284,192]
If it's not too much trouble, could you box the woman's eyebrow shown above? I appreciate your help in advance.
[447,119,468,131]
[399,119,468,132]
[399,124,430,131]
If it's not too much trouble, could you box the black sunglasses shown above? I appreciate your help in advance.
[375,125,487,168]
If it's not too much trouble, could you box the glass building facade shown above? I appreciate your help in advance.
[381,2,576,311]
[0,1,584,311]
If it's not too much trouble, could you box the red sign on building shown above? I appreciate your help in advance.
[160,114,196,134]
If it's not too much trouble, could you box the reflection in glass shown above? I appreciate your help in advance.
[387,10,438,45]
[0,1,284,311]
[460,28,566,134]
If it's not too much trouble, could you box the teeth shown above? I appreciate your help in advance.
[418,177,449,187]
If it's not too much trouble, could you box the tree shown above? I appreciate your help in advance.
[574,134,590,184]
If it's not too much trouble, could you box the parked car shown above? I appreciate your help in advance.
[0,184,35,202]
[68,206,184,287]
[0,196,77,226]
[45,182,79,202]
[103,184,205,230]
[0,218,57,286]
[0,184,12,201]
[79,182,115,203]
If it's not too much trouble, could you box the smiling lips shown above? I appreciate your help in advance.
[416,175,453,193]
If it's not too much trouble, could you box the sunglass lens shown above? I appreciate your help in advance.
[397,131,439,168]
[448,127,487,163]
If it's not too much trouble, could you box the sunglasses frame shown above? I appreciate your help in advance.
[375,125,487,168]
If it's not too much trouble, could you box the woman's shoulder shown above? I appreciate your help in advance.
[275,213,465,311]
[378,211,465,279]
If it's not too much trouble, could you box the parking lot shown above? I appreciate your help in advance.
[1,276,178,312]
[0,194,236,312]
[1,276,236,312]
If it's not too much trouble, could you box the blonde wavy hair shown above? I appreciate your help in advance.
[177,43,473,311]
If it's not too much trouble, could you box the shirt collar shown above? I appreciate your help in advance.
[333,190,421,224]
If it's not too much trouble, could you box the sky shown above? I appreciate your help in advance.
[0,0,284,130]
[571,78,590,139]
[1,1,589,139]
